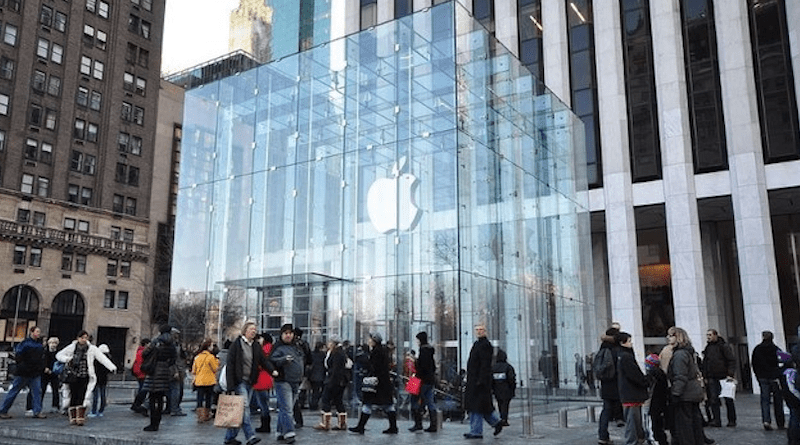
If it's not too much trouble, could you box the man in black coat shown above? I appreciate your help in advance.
[409,331,438,432]
[597,327,620,445]
[702,329,737,427]
[752,330,785,430]
[463,324,503,439]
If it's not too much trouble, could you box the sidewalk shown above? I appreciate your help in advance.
[0,383,790,445]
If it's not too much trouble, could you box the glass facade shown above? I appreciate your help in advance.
[172,2,593,409]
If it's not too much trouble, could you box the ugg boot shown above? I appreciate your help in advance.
[425,410,438,432]
[68,406,77,425]
[75,407,86,426]
[196,407,206,423]
[314,412,332,430]
[383,411,398,434]
[409,409,423,432]
[349,412,370,434]
[255,414,271,433]
[336,413,347,430]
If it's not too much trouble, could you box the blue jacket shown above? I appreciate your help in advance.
[270,339,305,383]
[14,336,44,377]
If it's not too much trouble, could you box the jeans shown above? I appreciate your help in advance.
[706,378,736,424]
[789,406,800,445]
[414,383,437,416]
[275,381,299,437]
[0,375,42,414]
[361,403,396,415]
[623,405,644,445]
[168,379,184,414]
[598,398,615,441]
[468,410,500,436]
[91,383,107,414]
[758,378,785,426]
[224,382,256,442]
[196,385,214,409]
[253,389,270,414]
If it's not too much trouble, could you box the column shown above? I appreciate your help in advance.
[542,0,570,104]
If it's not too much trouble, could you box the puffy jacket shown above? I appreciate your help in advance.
[416,343,437,385]
[616,347,649,404]
[702,338,736,379]
[192,350,219,387]
[491,349,516,401]
[140,333,176,393]
[598,336,620,400]
[668,345,705,403]
[14,336,45,377]
[362,343,394,406]
[57,341,117,407]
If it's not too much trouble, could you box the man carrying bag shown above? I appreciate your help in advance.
[220,322,275,445]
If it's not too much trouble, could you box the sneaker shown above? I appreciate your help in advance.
[463,433,483,439]
[87,413,98,418]
[764,422,773,430]
[25,410,33,417]
[31,413,47,419]
[245,437,262,445]
[0,413,12,419]
[171,411,187,417]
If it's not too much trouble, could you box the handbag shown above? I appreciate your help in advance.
[52,361,64,376]
[362,376,378,393]
[213,393,245,428]
[140,344,159,375]
[405,375,422,395]
[58,363,77,384]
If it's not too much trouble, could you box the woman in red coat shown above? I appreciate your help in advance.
[253,332,274,433]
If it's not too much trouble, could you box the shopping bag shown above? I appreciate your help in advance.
[720,379,736,400]
[405,375,422,395]
[214,393,245,428]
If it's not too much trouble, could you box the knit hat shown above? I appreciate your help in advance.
[280,323,294,334]
[778,350,792,364]
[416,331,428,344]
[644,353,660,370]
[159,324,172,334]
[369,332,383,344]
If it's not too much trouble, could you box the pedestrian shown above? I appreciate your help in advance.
[644,353,668,445]
[308,341,326,411]
[752,330,786,430]
[0,326,47,419]
[575,352,587,396]
[223,322,274,445]
[399,349,416,417]
[666,326,706,445]
[270,323,305,444]
[139,325,177,431]
[56,330,117,426]
[597,326,621,445]
[27,336,60,415]
[586,352,597,396]
[702,329,737,427]
[314,335,349,431]
[491,348,516,427]
[89,344,112,417]
[462,324,503,439]
[130,338,150,416]
[252,332,274,433]
[191,338,219,423]
[293,327,312,428]
[168,327,188,417]
[410,331,439,432]
[780,349,800,445]
[616,332,648,445]
[348,332,398,434]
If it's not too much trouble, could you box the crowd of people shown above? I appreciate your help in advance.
[596,323,800,445]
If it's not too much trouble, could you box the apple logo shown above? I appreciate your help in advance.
[367,156,421,234]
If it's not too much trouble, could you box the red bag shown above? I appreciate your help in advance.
[405,375,422,395]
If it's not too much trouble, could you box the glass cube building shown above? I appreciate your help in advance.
[172,2,593,408]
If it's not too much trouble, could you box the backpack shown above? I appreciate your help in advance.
[594,346,615,380]
[140,341,159,375]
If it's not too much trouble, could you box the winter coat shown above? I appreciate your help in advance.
[616,347,649,404]
[323,345,349,388]
[253,342,274,391]
[269,338,304,384]
[702,338,736,379]
[14,336,45,377]
[140,333,177,394]
[362,343,394,406]
[598,337,620,400]
[309,349,326,384]
[464,336,495,414]
[647,367,669,415]
[492,349,516,401]
[94,353,112,386]
[56,341,117,407]
[227,336,275,387]
[132,345,146,380]
[416,343,437,385]
[44,347,58,374]
[667,345,705,403]
[752,340,782,380]
[192,350,219,387]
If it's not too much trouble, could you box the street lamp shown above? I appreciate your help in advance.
[11,277,40,349]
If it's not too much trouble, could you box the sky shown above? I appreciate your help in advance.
[161,0,240,75]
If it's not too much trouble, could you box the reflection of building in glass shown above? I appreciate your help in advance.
[171,2,593,408]
[229,0,274,63]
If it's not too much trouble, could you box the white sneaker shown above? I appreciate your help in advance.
[24,410,33,417]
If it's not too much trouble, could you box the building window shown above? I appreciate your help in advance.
[77,87,88,107]
[80,56,91,75]
[106,259,118,277]
[0,93,8,115]
[135,77,146,96]
[93,60,104,80]
[47,76,61,97]
[44,109,57,130]
[4,23,17,46]
[21,174,34,194]
[75,254,86,273]
[54,11,67,32]
[111,226,121,239]
[74,119,86,139]
[13,245,26,265]
[25,138,38,160]
[32,70,46,92]
[621,0,661,182]
[123,72,134,91]
[29,247,42,267]
[117,291,128,309]
[51,44,63,64]
[103,289,115,308]
[40,5,54,27]
[36,38,49,59]
[81,187,92,205]
[87,123,99,142]
[32,212,45,227]
[30,104,43,126]
[115,163,139,186]
[0,130,5,151]
[40,142,53,164]
[113,194,124,212]
[120,261,131,278]
[61,252,73,271]
[64,217,76,231]
[123,229,134,242]
[519,0,544,83]
[0,56,13,79]
[37,177,49,197]
[16,209,29,223]
[77,220,89,233]
[90,91,102,111]
[360,0,377,29]
[125,197,137,215]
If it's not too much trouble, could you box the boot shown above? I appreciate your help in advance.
[314,412,331,431]
[382,411,398,434]
[349,412,370,434]
[425,410,438,432]
[256,414,271,433]
[336,413,347,430]
[144,404,161,431]
[76,407,86,426]
[409,409,423,432]
[68,406,77,425]
[196,407,206,423]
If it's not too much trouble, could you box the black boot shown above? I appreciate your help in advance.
[144,406,161,431]
[349,412,370,434]
[409,410,423,432]
[256,415,271,433]
[383,411,398,434]
[425,411,438,432]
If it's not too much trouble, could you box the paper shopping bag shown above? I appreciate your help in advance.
[214,393,245,428]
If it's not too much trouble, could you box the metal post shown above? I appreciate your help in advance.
[11,277,40,350]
